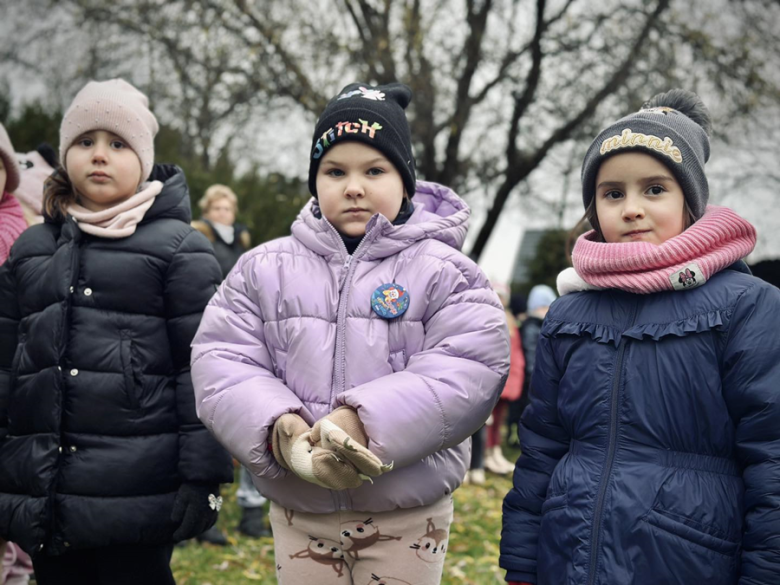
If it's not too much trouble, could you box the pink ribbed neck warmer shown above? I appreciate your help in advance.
[67,180,163,239]
[570,205,756,295]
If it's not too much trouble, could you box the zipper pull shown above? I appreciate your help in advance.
[343,255,353,270]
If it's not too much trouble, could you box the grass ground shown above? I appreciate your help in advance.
[172,446,520,585]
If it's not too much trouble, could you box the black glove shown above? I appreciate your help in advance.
[171,483,222,542]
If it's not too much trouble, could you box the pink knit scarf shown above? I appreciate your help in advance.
[567,205,756,295]
[67,180,163,239]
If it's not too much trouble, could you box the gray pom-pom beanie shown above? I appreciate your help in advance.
[580,105,711,219]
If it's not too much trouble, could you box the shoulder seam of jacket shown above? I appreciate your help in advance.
[230,247,321,285]
[162,229,200,283]
[721,280,761,350]
[403,252,473,278]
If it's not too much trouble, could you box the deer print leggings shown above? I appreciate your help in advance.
[270,495,453,585]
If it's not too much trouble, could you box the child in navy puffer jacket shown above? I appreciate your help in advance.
[500,89,780,585]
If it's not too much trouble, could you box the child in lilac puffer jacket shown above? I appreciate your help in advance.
[192,82,510,585]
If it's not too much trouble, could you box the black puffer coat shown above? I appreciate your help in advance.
[0,165,233,557]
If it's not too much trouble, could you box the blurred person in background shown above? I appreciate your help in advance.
[192,184,251,279]
[504,293,527,448]
[483,284,524,476]
[192,185,271,544]
[516,285,556,428]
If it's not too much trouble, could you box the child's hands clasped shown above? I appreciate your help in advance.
[311,406,393,478]
[272,407,392,490]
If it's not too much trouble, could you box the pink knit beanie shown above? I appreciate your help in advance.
[59,79,159,181]
[0,122,20,193]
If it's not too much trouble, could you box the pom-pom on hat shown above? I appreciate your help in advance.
[59,79,159,182]
[581,89,711,220]
[0,122,20,193]
[308,82,416,198]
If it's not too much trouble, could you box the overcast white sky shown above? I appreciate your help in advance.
[1,2,777,284]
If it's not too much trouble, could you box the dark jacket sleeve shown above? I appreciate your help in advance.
[721,282,780,585]
[165,230,233,485]
[0,260,20,442]
[500,332,570,584]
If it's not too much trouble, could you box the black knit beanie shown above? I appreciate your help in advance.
[308,82,416,198]
[581,89,712,220]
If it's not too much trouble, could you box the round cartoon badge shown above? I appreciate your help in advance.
[371,283,410,319]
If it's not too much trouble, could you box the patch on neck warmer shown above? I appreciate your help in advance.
[670,262,705,291]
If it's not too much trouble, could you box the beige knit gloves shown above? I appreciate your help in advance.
[271,414,311,472]
[271,407,393,491]
[310,407,393,478]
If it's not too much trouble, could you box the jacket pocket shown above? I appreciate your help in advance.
[541,492,568,515]
[646,463,742,559]
[388,349,407,373]
[10,333,26,376]
[643,507,739,557]
[119,334,143,409]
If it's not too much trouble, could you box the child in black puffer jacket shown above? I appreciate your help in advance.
[0,79,233,585]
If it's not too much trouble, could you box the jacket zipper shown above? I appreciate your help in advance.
[322,217,374,510]
[586,300,638,585]
[59,232,81,359]
[46,222,82,553]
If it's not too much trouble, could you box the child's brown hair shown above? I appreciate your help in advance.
[43,168,78,221]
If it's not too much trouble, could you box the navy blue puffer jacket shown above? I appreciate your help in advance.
[500,264,780,585]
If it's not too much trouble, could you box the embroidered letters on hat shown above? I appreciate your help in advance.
[308,82,416,198]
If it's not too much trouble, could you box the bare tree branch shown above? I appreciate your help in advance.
[469,0,672,259]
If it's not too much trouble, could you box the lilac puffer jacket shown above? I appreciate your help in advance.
[191,181,510,513]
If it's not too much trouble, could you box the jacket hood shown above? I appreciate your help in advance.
[142,164,192,224]
[291,179,470,260]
